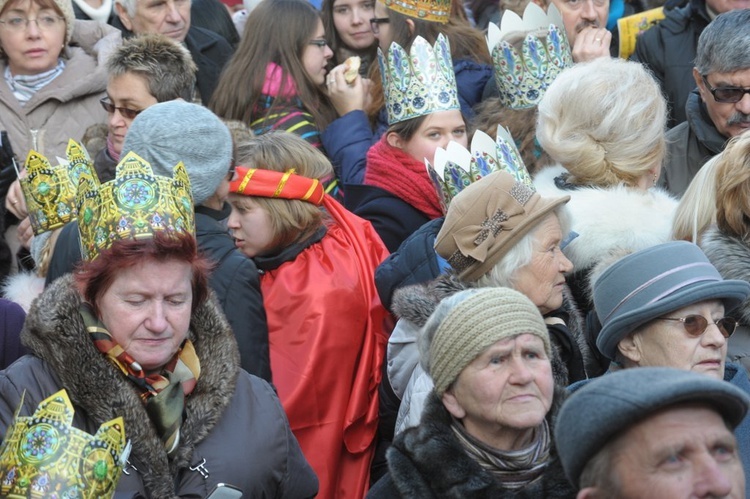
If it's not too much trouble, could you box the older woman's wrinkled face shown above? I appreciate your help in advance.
[442,334,554,450]
[0,0,66,76]
[512,215,573,315]
[618,300,728,380]
[97,258,193,372]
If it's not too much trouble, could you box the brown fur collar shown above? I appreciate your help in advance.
[21,274,240,499]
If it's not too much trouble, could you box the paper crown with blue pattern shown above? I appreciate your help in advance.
[487,3,572,110]
[20,140,93,236]
[378,34,460,125]
[384,0,450,23]
[76,151,195,261]
[427,126,533,211]
[0,389,129,498]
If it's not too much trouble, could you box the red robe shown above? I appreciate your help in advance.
[259,195,390,499]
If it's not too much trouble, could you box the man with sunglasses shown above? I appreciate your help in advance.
[659,9,750,197]
[587,240,750,479]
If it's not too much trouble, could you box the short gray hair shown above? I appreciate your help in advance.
[115,0,137,17]
[476,207,572,288]
[695,9,750,75]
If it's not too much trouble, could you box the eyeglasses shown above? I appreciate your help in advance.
[0,15,64,31]
[369,17,389,34]
[658,315,738,338]
[308,39,329,48]
[99,97,143,120]
[701,75,750,104]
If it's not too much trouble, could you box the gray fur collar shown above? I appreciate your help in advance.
[701,228,750,325]
[391,273,591,384]
[21,274,240,499]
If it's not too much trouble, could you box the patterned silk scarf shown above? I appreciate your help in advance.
[451,418,551,489]
[80,303,201,457]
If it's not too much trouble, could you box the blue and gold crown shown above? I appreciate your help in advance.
[76,151,195,261]
[0,389,129,498]
[20,140,94,236]
[487,3,572,109]
[384,0,450,23]
[378,34,459,125]
[427,126,533,211]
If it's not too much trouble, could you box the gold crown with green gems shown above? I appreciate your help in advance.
[0,389,129,498]
[76,151,195,261]
[427,126,534,211]
[20,140,94,236]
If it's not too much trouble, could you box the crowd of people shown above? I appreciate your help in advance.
[0,0,749,494]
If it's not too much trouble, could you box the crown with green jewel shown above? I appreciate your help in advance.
[378,33,460,125]
[20,140,94,236]
[76,151,195,261]
[0,389,129,498]
[427,126,534,212]
[487,3,573,110]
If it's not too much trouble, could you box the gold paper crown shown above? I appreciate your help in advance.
[487,3,573,109]
[378,34,460,125]
[427,126,533,211]
[20,140,94,236]
[384,0,450,22]
[0,389,129,498]
[76,151,195,261]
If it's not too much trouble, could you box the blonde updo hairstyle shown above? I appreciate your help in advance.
[233,132,333,251]
[536,58,666,188]
[715,133,750,240]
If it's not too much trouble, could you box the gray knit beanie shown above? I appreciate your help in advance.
[0,0,75,44]
[421,287,551,396]
[122,100,232,206]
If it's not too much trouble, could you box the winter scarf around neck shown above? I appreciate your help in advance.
[365,136,443,220]
[5,59,65,105]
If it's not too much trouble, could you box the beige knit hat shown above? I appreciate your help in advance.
[423,287,551,396]
[434,171,569,282]
[0,0,75,45]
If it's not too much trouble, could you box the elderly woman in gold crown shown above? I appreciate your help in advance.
[0,151,318,497]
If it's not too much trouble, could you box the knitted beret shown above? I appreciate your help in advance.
[425,287,551,396]
[0,0,75,44]
[122,100,232,206]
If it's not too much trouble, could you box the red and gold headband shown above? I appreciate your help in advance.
[229,167,325,205]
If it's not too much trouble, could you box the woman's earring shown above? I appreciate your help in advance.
[653,172,657,185]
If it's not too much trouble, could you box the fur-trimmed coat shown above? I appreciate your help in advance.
[701,228,750,372]
[367,388,575,498]
[0,275,318,498]
[387,273,589,434]
[534,165,678,313]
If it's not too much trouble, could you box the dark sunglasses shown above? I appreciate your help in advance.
[369,17,389,34]
[99,97,143,120]
[701,75,750,104]
[659,315,738,338]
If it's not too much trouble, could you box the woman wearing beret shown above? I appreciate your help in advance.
[590,240,750,480]
[0,154,317,497]
[370,287,575,497]
[227,132,390,499]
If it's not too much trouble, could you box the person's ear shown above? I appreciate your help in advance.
[577,487,605,499]
[694,68,708,103]
[386,131,405,150]
[617,332,642,364]
[442,390,466,419]
[115,2,134,31]
[405,18,415,36]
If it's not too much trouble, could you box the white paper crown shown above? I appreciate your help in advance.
[487,3,573,109]
[378,34,460,125]
[426,126,534,211]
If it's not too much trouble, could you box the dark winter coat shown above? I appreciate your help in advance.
[0,275,317,498]
[0,298,26,370]
[659,90,727,197]
[630,0,711,128]
[367,388,575,498]
[43,206,271,381]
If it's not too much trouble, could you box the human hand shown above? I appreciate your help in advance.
[17,216,33,250]
[571,27,612,63]
[326,64,368,117]
[5,178,27,219]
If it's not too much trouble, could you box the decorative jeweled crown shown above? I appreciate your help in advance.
[76,151,195,261]
[378,34,460,125]
[487,3,573,109]
[20,140,94,236]
[427,126,534,211]
[384,0,450,23]
[0,389,129,498]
